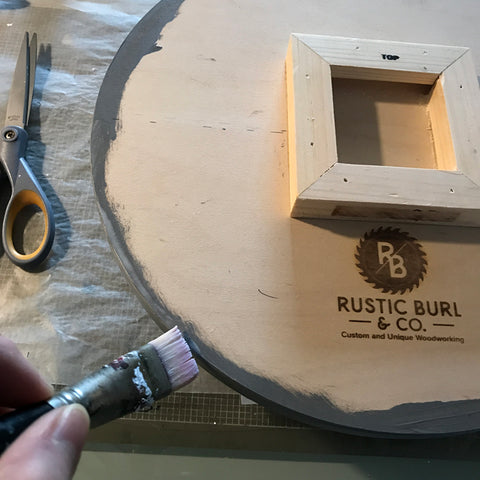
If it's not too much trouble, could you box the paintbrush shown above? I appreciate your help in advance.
[0,326,198,453]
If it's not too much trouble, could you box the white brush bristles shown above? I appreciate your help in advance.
[149,326,199,390]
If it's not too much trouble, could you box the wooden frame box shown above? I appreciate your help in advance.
[286,34,480,226]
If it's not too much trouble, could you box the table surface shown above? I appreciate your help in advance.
[2,0,480,467]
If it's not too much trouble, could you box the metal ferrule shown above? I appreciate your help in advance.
[48,344,171,428]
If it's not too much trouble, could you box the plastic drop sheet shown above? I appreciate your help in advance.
[0,0,177,387]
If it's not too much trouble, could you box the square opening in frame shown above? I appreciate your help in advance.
[332,76,455,171]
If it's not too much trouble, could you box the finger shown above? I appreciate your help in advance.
[0,336,53,408]
[0,404,90,480]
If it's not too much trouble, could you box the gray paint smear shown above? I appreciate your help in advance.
[91,0,184,201]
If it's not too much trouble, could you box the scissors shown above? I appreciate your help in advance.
[0,32,54,268]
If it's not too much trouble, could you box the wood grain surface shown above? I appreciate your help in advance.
[92,0,480,436]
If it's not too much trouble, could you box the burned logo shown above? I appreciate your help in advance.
[355,227,427,294]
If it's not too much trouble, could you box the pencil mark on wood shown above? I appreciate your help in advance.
[257,288,278,299]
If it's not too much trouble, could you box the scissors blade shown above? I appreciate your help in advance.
[26,33,37,126]
[4,32,37,129]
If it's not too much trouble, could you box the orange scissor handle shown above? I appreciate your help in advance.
[3,185,54,267]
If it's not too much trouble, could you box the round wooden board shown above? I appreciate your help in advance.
[92,0,480,436]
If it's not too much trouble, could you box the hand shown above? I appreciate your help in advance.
[0,336,90,480]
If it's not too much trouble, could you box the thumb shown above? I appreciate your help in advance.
[0,404,90,480]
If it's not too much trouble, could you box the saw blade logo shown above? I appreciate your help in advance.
[355,227,427,294]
